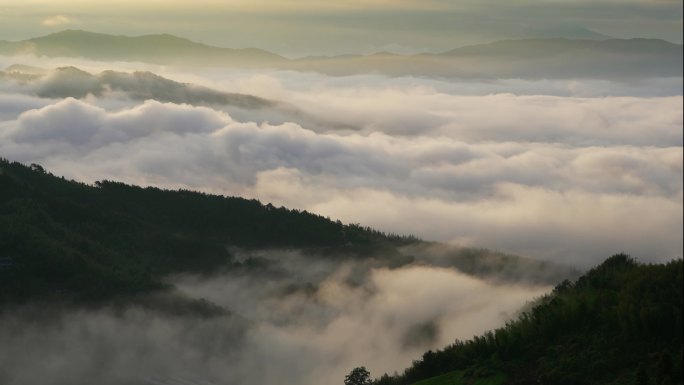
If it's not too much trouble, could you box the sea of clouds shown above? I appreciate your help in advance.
[1,58,681,265]
[0,54,681,385]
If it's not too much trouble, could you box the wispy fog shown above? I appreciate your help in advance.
[0,248,553,385]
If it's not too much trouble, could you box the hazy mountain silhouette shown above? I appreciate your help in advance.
[290,38,682,79]
[1,65,274,109]
[0,29,285,66]
[1,30,681,79]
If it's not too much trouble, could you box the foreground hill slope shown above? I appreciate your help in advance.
[372,255,683,385]
[0,159,578,306]
[0,158,413,303]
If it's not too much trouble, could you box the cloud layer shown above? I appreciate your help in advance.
[1,69,681,266]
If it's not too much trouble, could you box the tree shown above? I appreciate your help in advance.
[634,364,649,385]
[656,351,674,384]
[345,367,372,385]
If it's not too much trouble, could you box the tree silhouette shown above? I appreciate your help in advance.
[634,364,649,385]
[345,367,372,385]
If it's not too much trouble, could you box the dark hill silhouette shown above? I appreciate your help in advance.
[0,159,575,305]
[0,158,413,304]
[370,254,683,385]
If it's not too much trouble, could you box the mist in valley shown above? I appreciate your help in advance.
[0,246,558,385]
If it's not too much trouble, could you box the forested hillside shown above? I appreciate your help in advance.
[2,161,680,385]
[0,158,414,304]
[370,255,683,385]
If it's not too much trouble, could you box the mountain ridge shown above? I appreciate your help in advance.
[370,254,683,385]
[0,29,285,65]
[0,158,575,306]
[0,64,276,109]
[0,30,681,79]
[4,29,682,59]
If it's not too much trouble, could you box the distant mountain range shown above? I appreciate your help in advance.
[0,29,284,65]
[1,30,681,79]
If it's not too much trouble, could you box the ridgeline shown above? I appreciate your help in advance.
[1,30,681,79]
[0,158,414,304]
[369,255,683,385]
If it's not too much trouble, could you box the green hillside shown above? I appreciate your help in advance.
[0,158,413,304]
[370,255,683,385]
[0,159,577,306]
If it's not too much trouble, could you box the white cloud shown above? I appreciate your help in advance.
[171,262,549,385]
[41,15,72,27]
[0,69,681,266]
[0,260,550,385]
[5,97,230,146]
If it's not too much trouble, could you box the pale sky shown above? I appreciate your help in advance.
[1,0,682,56]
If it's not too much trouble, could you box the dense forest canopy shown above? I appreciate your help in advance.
[0,158,417,304]
[368,254,683,385]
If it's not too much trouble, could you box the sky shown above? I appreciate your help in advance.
[0,0,682,55]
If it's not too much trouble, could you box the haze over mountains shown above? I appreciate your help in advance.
[1,65,274,109]
[0,30,284,65]
[2,0,681,54]
[1,30,681,79]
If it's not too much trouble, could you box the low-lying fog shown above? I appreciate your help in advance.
[0,247,555,385]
